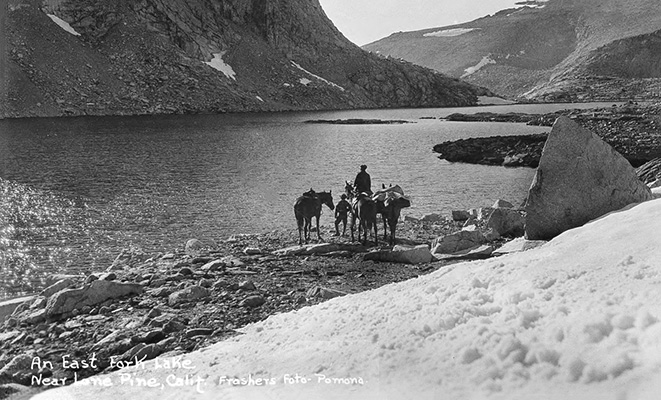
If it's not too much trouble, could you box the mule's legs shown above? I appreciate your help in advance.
[315,215,323,242]
[304,218,311,244]
[296,214,304,245]
[350,214,357,242]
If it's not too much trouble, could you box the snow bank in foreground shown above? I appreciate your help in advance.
[36,196,661,400]
[204,52,236,80]
[46,14,80,36]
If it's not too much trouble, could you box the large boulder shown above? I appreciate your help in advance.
[525,117,653,240]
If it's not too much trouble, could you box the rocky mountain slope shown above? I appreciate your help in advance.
[0,0,492,119]
[364,0,661,102]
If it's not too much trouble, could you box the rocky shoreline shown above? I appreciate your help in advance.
[0,209,523,399]
[434,103,661,168]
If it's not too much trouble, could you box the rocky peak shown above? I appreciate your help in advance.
[1,0,491,118]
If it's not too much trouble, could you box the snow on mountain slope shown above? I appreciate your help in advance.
[364,0,661,101]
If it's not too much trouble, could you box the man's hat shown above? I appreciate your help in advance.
[360,164,367,170]
[341,194,347,199]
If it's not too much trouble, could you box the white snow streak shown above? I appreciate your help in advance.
[204,52,236,80]
[46,14,80,36]
[291,61,345,91]
[423,28,477,37]
[462,55,496,78]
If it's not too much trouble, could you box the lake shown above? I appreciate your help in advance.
[0,102,620,298]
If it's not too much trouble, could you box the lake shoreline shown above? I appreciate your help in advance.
[434,102,661,168]
[0,212,516,397]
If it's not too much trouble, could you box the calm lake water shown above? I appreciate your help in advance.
[0,102,620,297]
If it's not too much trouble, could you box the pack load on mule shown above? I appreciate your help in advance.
[294,189,335,245]
[372,184,411,208]
[373,184,411,246]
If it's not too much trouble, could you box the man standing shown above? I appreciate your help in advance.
[354,164,371,195]
[334,194,352,236]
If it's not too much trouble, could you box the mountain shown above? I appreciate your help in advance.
[363,0,661,102]
[0,0,492,119]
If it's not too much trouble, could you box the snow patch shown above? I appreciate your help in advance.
[204,52,236,80]
[461,55,496,78]
[423,28,477,37]
[46,14,80,36]
[291,61,345,91]
[299,78,312,86]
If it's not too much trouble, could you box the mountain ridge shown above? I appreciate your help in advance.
[364,0,661,102]
[1,0,492,119]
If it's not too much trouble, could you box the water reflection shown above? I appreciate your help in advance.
[1,104,611,297]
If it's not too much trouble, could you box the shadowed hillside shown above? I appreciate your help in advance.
[1,0,492,118]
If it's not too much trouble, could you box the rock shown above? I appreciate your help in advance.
[240,295,266,308]
[238,281,256,291]
[306,286,348,300]
[486,208,525,238]
[273,245,306,256]
[131,329,165,344]
[45,280,143,319]
[420,213,444,223]
[431,230,487,254]
[221,256,245,267]
[40,278,76,297]
[0,354,33,377]
[451,210,471,221]
[636,157,661,184]
[303,243,341,255]
[200,260,224,272]
[185,328,213,337]
[162,319,186,334]
[0,296,35,324]
[525,117,653,240]
[147,287,172,297]
[243,247,262,255]
[493,238,547,256]
[184,239,204,255]
[363,244,433,264]
[99,272,116,281]
[475,207,494,221]
[168,285,209,306]
[432,244,494,260]
[492,199,514,209]
[120,343,162,363]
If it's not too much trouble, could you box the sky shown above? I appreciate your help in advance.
[39,187,661,400]
[318,0,524,46]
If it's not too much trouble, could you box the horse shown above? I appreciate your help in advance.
[375,184,411,246]
[345,181,378,246]
[294,190,335,245]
